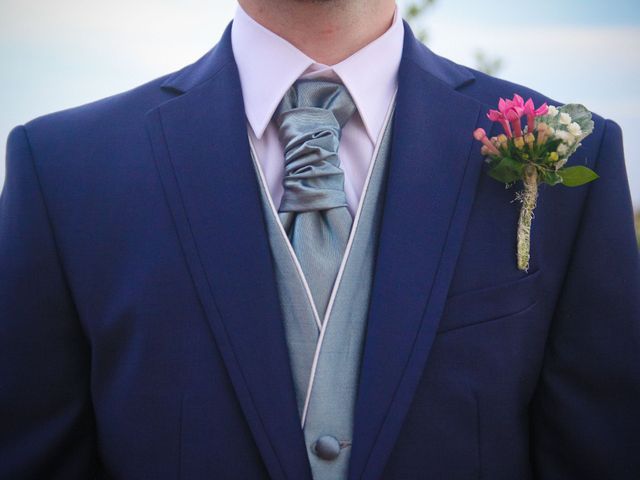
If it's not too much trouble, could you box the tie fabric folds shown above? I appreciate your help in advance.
[275,80,357,322]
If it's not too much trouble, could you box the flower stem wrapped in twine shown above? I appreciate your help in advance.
[517,165,538,272]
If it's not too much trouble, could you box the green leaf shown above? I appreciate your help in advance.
[485,156,501,168]
[488,157,524,184]
[559,166,599,187]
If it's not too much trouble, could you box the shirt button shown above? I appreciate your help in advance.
[313,435,341,461]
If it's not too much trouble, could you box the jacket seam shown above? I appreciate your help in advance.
[161,56,235,95]
[18,125,84,327]
[438,299,540,335]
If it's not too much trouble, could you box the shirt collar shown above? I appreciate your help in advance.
[231,4,404,142]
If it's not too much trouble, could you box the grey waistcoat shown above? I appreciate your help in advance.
[248,102,395,480]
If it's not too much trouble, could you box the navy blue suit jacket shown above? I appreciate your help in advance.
[1,22,639,479]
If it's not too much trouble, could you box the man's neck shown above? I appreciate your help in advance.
[237,0,396,66]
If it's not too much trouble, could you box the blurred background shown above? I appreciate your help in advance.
[1,0,639,240]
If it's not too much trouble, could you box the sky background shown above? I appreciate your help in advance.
[1,0,639,207]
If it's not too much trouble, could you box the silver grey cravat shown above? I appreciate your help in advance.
[275,80,357,322]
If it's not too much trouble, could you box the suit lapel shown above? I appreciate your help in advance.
[145,25,312,480]
[348,24,493,479]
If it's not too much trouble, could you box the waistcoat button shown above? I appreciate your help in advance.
[313,435,341,460]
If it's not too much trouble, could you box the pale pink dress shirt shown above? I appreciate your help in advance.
[231,4,404,215]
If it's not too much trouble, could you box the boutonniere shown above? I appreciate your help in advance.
[473,94,598,272]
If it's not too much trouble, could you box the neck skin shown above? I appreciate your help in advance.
[237,0,396,65]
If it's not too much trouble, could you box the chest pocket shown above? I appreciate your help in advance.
[438,269,541,333]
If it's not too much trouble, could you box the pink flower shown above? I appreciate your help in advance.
[500,95,525,138]
[523,99,549,134]
[484,94,547,145]
[473,128,501,156]
[510,94,525,109]
[487,109,512,138]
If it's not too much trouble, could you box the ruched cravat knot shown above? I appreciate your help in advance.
[276,80,357,213]
[274,80,356,321]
